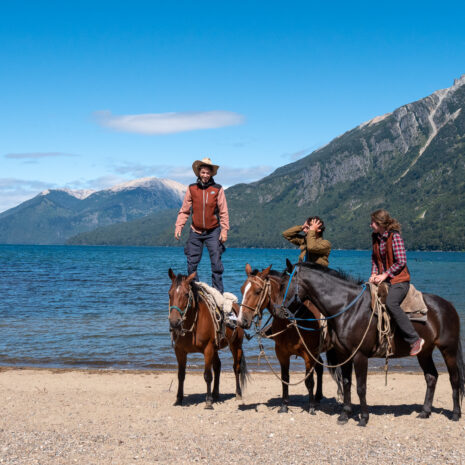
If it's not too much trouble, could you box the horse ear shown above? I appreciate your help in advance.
[245,263,252,276]
[261,264,272,278]
[186,271,197,284]
[168,268,176,281]
[285,259,293,273]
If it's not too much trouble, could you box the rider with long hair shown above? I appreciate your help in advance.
[369,209,424,356]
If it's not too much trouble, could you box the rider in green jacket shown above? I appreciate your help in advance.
[282,216,331,266]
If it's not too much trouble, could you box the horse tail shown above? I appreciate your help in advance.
[326,348,344,403]
[457,338,465,402]
[239,353,250,390]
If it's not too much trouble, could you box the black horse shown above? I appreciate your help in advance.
[278,260,465,426]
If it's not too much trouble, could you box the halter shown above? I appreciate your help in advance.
[239,275,272,321]
[169,287,194,332]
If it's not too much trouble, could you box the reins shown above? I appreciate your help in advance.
[267,264,377,370]
[241,273,317,386]
[280,265,367,323]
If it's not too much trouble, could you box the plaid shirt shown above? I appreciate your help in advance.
[371,231,407,278]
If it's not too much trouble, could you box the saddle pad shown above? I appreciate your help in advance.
[369,283,428,321]
[196,281,238,314]
[400,284,427,315]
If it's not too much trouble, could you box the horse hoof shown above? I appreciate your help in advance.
[337,414,348,425]
[236,394,242,401]
[204,402,214,410]
[173,399,182,406]
[309,407,316,415]
[212,393,220,401]
[417,411,431,419]
[357,418,368,427]
[278,405,288,414]
[452,413,461,421]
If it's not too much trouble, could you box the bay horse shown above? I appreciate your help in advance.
[168,269,248,409]
[279,260,465,425]
[237,263,341,414]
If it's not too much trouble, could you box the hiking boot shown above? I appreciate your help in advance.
[410,338,425,356]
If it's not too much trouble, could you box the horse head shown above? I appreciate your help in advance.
[168,268,196,330]
[237,263,272,329]
[276,260,308,315]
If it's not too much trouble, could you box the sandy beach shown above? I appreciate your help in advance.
[1,367,464,464]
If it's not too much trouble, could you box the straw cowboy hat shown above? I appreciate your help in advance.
[192,157,219,177]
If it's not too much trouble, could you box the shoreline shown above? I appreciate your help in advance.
[0,363,447,375]
[1,367,464,464]
[2,243,465,252]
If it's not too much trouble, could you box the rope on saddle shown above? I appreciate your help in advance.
[370,284,393,386]
[197,289,224,347]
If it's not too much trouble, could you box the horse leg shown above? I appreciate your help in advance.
[212,350,221,402]
[203,343,215,409]
[277,350,290,413]
[353,353,369,427]
[337,361,353,425]
[315,356,324,403]
[174,349,187,406]
[439,345,462,421]
[416,351,438,419]
[231,343,244,400]
[304,356,317,415]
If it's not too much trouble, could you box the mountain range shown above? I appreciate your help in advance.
[2,75,465,250]
[0,178,186,244]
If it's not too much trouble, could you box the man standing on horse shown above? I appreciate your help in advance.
[369,209,424,356]
[174,157,229,293]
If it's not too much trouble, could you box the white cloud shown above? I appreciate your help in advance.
[5,152,77,160]
[95,110,245,134]
[67,175,126,191]
[111,162,274,187]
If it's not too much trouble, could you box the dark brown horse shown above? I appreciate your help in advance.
[279,261,465,425]
[168,269,248,409]
[237,263,340,414]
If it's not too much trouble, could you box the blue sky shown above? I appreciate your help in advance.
[1,0,465,212]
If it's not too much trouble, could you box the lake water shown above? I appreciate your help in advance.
[1,245,464,373]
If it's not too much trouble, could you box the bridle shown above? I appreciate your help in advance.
[169,286,195,334]
[276,264,303,315]
[239,275,272,322]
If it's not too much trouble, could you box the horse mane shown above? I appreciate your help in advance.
[251,269,286,279]
[175,273,201,302]
[298,262,364,285]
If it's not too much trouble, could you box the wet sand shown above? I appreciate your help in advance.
[0,367,464,464]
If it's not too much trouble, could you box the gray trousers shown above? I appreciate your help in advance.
[386,282,419,345]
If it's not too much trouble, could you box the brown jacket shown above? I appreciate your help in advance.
[175,181,229,235]
[282,225,331,266]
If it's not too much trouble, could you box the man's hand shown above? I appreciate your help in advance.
[302,221,310,233]
[309,218,322,233]
[220,231,227,243]
[174,230,181,240]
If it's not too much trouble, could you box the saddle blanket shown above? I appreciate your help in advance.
[371,283,428,322]
[195,282,238,315]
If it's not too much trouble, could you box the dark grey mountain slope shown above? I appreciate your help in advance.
[0,178,186,244]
